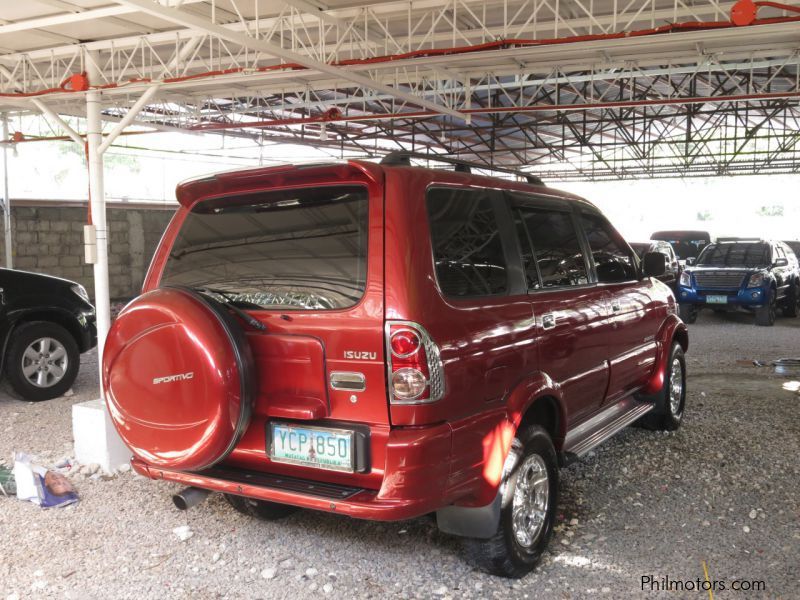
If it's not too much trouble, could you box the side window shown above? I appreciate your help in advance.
[514,205,589,288]
[580,212,638,283]
[427,187,508,297]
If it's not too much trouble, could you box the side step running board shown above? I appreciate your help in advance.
[562,397,654,464]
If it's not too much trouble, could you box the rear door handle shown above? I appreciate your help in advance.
[330,371,366,392]
[611,302,621,312]
[541,313,557,329]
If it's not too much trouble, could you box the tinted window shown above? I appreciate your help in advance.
[427,188,508,297]
[629,243,650,259]
[161,185,368,310]
[581,213,638,282]
[697,243,770,268]
[651,231,709,260]
[514,205,588,288]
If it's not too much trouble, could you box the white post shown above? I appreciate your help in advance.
[1,115,11,269]
[86,65,112,368]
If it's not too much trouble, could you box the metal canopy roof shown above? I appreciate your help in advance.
[1,0,800,179]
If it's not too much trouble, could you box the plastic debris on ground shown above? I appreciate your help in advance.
[11,453,79,508]
[0,464,16,496]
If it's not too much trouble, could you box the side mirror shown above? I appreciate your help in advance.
[685,257,696,266]
[642,252,667,278]
[774,257,789,267]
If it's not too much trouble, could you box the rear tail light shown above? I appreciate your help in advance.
[386,321,445,404]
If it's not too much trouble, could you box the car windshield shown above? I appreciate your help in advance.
[696,243,770,268]
[628,243,650,259]
[651,232,708,260]
[161,185,369,310]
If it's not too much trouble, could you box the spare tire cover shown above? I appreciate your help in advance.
[103,286,255,471]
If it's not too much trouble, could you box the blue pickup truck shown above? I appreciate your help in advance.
[677,239,800,326]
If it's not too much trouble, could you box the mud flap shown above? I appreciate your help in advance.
[435,492,501,539]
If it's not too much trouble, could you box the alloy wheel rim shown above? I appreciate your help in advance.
[22,337,68,388]
[511,453,550,548]
[669,357,683,415]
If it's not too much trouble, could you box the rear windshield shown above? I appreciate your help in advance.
[697,243,769,268]
[651,232,709,260]
[628,243,649,258]
[161,185,369,310]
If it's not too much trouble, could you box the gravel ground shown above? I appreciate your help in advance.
[1,310,798,599]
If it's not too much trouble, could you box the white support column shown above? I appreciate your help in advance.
[73,53,130,473]
[1,115,11,269]
[86,80,112,367]
[73,59,160,473]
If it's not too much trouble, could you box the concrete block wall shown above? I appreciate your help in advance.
[0,202,175,301]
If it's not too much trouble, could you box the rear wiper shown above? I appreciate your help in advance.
[194,287,267,332]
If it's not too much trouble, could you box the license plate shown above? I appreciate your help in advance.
[706,295,728,304]
[269,423,354,472]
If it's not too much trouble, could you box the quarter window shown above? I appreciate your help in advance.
[427,188,508,297]
[514,205,589,288]
[580,212,638,283]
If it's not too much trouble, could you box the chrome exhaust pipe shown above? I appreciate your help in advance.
[172,486,210,510]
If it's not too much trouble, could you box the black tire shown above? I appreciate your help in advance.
[782,281,799,318]
[465,426,559,578]
[755,288,776,326]
[678,303,697,324]
[637,342,686,431]
[4,321,80,401]
[224,494,298,520]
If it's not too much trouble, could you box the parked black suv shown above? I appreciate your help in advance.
[629,240,681,289]
[0,268,97,400]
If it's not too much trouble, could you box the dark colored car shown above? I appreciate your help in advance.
[651,230,711,264]
[102,159,688,578]
[629,240,681,288]
[677,239,800,325]
[0,269,97,400]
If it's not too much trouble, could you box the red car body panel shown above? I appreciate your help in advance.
[109,159,687,521]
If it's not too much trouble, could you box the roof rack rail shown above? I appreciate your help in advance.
[379,151,544,186]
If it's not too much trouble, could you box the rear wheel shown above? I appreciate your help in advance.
[4,322,79,401]
[755,289,776,326]
[782,281,799,318]
[636,342,686,431]
[678,303,697,324]
[465,426,558,578]
[224,494,299,520]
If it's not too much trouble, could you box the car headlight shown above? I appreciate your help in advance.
[71,284,90,303]
[747,273,765,288]
[679,271,691,287]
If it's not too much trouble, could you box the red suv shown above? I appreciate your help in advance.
[103,156,688,577]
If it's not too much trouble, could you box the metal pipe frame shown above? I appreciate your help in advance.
[0,0,799,179]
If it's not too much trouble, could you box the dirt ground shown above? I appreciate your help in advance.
[0,309,798,599]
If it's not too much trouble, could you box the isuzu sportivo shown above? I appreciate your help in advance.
[103,156,688,577]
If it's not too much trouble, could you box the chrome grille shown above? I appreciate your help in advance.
[694,271,746,289]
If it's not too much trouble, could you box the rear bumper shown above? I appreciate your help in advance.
[131,421,454,521]
[677,286,767,307]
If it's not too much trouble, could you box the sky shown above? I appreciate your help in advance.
[3,125,798,243]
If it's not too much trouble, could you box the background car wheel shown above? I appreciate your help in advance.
[465,425,558,578]
[782,281,799,317]
[224,494,299,520]
[678,303,697,324]
[4,321,79,401]
[636,342,686,431]
[755,289,776,326]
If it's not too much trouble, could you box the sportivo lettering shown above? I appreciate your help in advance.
[152,372,195,385]
[344,351,377,360]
